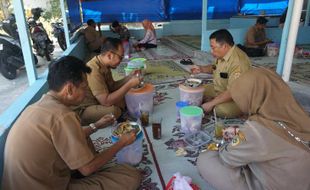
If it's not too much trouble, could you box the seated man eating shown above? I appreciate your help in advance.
[2,56,141,190]
[74,37,141,125]
[191,29,251,118]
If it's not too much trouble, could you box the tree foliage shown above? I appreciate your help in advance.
[0,0,12,20]
[42,0,61,21]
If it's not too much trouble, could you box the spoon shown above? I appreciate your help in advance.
[216,139,225,148]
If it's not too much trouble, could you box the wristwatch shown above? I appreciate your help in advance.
[89,123,97,132]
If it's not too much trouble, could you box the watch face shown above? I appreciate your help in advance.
[90,123,97,131]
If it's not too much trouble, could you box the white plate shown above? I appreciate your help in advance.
[184,78,202,88]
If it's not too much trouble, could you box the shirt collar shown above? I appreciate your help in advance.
[95,56,109,73]
[222,45,235,62]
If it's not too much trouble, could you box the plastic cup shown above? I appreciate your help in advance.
[215,121,225,139]
[140,110,149,127]
[152,117,162,139]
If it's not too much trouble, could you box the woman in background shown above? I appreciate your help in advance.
[134,19,157,51]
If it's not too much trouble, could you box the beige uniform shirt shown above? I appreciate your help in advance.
[2,93,95,190]
[76,56,115,109]
[213,46,251,94]
[220,120,310,190]
[245,26,266,48]
[84,26,102,51]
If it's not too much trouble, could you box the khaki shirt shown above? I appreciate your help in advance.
[84,26,102,51]
[220,120,310,190]
[77,56,115,108]
[119,26,130,41]
[245,25,266,48]
[2,93,95,190]
[213,46,251,94]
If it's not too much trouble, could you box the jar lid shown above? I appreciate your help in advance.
[128,83,154,94]
[127,58,146,69]
[180,106,203,116]
[179,84,204,92]
[176,101,189,107]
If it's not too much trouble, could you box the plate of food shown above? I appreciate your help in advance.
[112,122,142,141]
[132,81,145,90]
[202,119,244,143]
[183,78,202,88]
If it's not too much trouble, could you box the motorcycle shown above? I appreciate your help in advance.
[0,16,38,80]
[51,21,66,51]
[28,18,54,61]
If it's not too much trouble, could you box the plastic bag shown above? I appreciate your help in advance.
[166,172,200,190]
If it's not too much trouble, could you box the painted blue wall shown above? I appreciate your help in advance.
[202,26,310,51]
[102,19,230,38]
[230,16,281,28]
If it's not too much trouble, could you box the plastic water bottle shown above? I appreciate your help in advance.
[123,40,130,59]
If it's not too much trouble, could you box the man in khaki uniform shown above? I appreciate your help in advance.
[83,19,106,53]
[74,37,141,125]
[245,17,272,50]
[191,29,251,118]
[2,56,141,190]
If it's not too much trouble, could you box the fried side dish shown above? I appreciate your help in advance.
[113,122,140,136]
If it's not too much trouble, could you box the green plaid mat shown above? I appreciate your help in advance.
[112,60,190,84]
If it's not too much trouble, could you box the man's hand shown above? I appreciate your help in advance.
[190,65,202,74]
[95,114,115,129]
[128,75,142,88]
[129,69,141,78]
[201,101,215,113]
[119,131,136,146]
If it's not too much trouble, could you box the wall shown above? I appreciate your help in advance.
[102,19,230,39]
[0,36,88,183]
[202,26,310,51]
[230,16,281,28]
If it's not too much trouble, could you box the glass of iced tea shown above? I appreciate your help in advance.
[152,117,162,139]
[140,110,149,127]
[215,121,225,139]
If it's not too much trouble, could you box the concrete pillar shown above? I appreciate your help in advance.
[60,0,70,48]
[13,0,37,85]
[201,0,208,51]
[305,0,310,26]
[276,0,294,75]
[282,0,304,82]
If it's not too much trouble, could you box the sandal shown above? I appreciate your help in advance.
[186,59,193,65]
[180,59,187,65]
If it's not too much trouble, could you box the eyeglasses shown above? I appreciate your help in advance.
[112,51,124,60]
[210,44,223,51]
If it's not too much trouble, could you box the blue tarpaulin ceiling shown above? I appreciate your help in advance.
[76,0,288,23]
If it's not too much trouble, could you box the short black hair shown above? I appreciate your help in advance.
[111,20,120,28]
[100,37,122,54]
[48,56,91,92]
[87,19,95,26]
[256,17,268,24]
[209,29,234,46]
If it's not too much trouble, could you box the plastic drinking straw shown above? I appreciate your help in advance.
[213,108,217,124]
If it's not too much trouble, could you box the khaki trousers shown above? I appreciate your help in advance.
[77,98,126,125]
[197,151,249,190]
[203,84,242,118]
[68,164,142,190]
